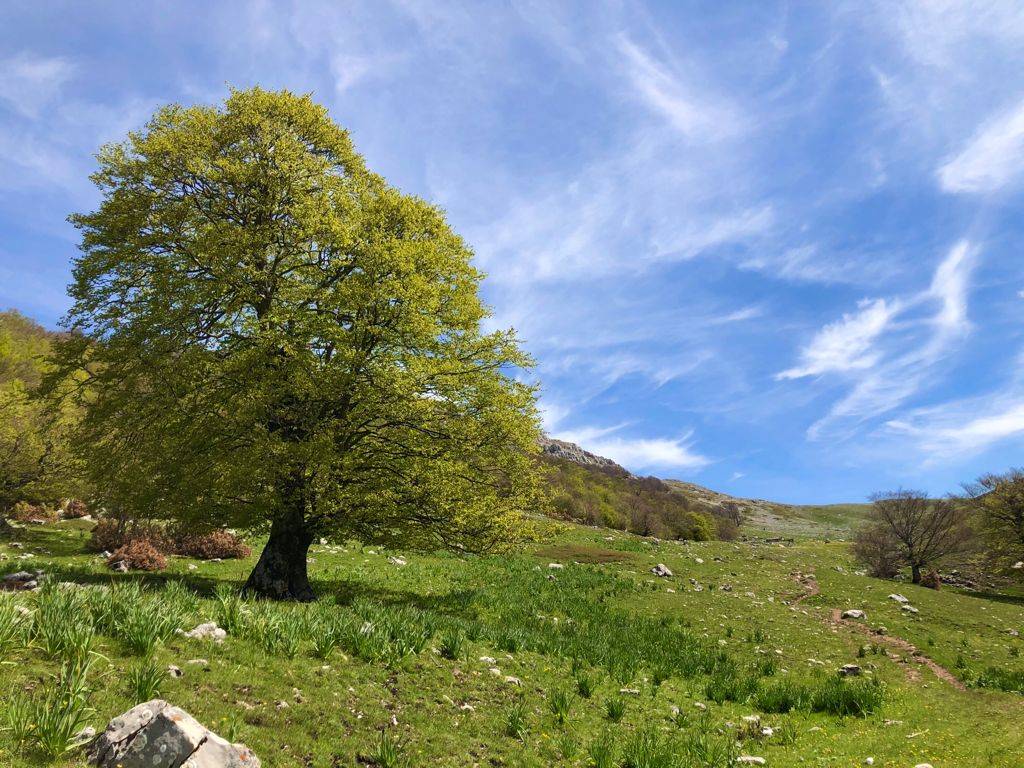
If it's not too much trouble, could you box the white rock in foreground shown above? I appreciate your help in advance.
[736,757,766,765]
[88,699,259,767]
[841,609,866,620]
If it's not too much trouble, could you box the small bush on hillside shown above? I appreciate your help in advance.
[8,501,55,523]
[171,528,251,560]
[89,517,171,554]
[108,540,167,572]
[61,499,90,519]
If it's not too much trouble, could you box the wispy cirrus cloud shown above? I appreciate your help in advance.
[555,424,710,471]
[776,298,899,380]
[0,53,75,118]
[776,240,979,440]
[938,98,1024,194]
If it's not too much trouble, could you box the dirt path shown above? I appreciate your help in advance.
[827,608,967,691]
[787,572,966,691]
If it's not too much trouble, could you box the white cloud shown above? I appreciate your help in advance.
[780,240,979,439]
[555,424,710,471]
[0,53,74,117]
[887,397,1024,460]
[938,98,1024,193]
[776,298,898,380]
[615,35,739,140]
[929,239,975,333]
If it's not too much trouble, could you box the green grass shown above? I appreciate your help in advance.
[0,521,1022,766]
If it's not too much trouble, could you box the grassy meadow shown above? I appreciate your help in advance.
[1,519,1023,767]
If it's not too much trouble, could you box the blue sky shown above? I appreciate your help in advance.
[2,1,1024,503]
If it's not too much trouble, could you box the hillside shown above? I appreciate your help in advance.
[2,517,1022,767]
[543,437,871,540]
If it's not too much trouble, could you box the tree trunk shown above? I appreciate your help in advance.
[243,507,315,601]
[0,515,13,538]
[911,563,922,584]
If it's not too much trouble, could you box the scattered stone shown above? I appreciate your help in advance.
[388,556,407,566]
[693,701,707,710]
[694,557,704,564]
[888,594,909,604]
[1012,561,1023,570]
[914,764,934,768]
[761,727,774,738]
[619,688,641,696]
[547,563,564,570]
[1,570,41,591]
[838,664,862,677]
[651,563,673,578]
[479,656,496,664]
[901,605,919,614]
[504,676,521,686]
[737,757,766,766]
[841,609,867,620]
[87,699,259,767]
[275,700,290,710]
[111,561,129,573]
[177,622,227,643]
[167,665,183,678]
[864,759,874,766]
[185,659,209,667]
[187,564,198,571]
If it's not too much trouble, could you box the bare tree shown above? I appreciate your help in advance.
[852,523,902,578]
[857,489,970,584]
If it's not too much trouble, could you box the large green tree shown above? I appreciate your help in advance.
[53,87,542,599]
[0,311,81,531]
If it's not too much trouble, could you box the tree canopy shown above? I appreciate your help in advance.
[0,311,81,522]
[53,87,542,598]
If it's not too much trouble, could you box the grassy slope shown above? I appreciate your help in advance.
[665,480,872,540]
[2,520,1023,767]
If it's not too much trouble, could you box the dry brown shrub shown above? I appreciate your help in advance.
[171,528,251,560]
[108,539,167,571]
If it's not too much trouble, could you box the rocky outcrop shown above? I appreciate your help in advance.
[88,699,259,767]
[539,437,625,472]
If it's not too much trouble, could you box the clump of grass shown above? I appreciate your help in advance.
[575,671,597,698]
[621,728,675,768]
[548,687,573,725]
[504,699,528,740]
[118,600,179,656]
[0,600,27,653]
[604,696,626,722]
[213,583,247,634]
[555,728,578,760]
[753,678,813,714]
[588,730,617,768]
[975,665,1024,694]
[126,657,166,702]
[810,676,884,716]
[371,730,409,768]
[680,728,738,766]
[438,629,465,661]
[704,665,759,704]
[10,659,95,758]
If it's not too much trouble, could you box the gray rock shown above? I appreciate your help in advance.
[887,594,909,604]
[838,664,862,677]
[88,699,259,768]
[841,609,866,620]
[651,563,673,578]
[737,757,766,766]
